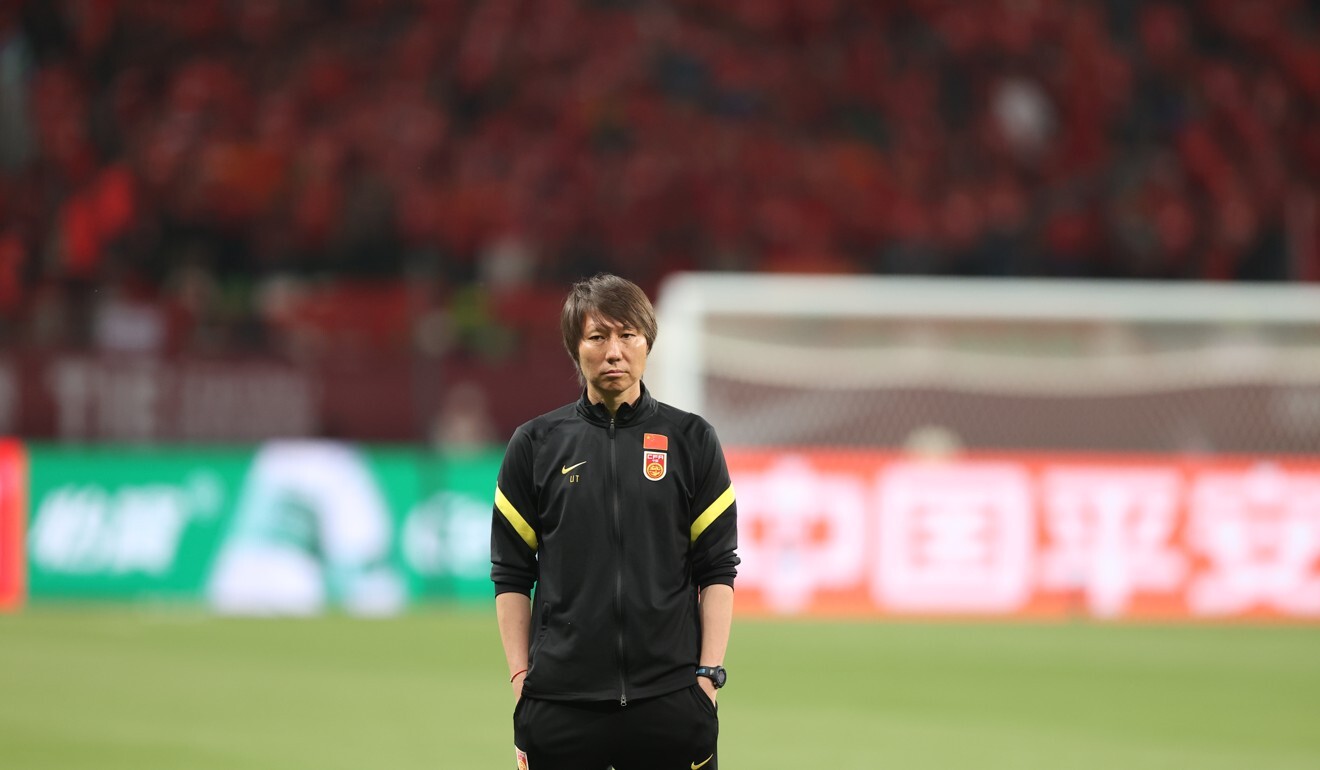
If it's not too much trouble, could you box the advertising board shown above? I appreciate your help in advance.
[13,441,1320,620]
[22,443,503,612]
[0,440,24,610]
[729,450,1320,620]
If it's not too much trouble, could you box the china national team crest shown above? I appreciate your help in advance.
[644,450,667,481]
[515,746,529,770]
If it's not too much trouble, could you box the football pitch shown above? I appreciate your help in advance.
[2,609,1318,769]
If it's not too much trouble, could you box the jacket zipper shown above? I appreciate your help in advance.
[610,416,628,706]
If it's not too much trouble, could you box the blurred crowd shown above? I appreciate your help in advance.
[0,0,1318,357]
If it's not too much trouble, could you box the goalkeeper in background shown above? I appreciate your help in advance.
[491,273,739,769]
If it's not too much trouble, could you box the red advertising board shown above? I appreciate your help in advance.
[728,450,1320,620]
[0,440,26,611]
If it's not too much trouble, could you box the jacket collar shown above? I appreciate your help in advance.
[576,382,657,426]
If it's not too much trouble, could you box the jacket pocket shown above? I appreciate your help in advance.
[528,609,551,661]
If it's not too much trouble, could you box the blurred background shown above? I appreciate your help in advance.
[1,0,1318,444]
[1,1,1319,767]
[0,0,1314,607]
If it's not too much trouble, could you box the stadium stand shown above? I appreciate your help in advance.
[0,0,1317,439]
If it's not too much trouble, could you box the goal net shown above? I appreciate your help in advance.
[648,274,1320,455]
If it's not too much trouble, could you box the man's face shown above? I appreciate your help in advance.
[578,314,648,405]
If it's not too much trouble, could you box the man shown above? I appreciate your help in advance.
[491,273,738,770]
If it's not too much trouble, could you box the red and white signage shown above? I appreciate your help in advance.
[0,439,25,611]
[728,450,1320,620]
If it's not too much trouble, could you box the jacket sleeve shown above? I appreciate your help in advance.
[490,425,540,596]
[688,419,739,589]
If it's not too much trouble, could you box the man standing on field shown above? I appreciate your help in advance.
[491,273,739,769]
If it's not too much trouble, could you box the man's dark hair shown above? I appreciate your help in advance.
[561,273,658,377]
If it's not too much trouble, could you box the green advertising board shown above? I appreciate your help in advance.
[22,442,502,612]
[25,445,251,602]
[398,449,506,603]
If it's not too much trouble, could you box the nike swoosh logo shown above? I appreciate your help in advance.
[561,461,587,475]
[692,756,713,770]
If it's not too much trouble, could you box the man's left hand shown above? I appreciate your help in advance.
[697,675,718,707]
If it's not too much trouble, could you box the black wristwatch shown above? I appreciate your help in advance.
[695,665,727,689]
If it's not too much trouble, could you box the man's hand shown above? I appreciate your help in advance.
[497,592,532,707]
[697,674,718,707]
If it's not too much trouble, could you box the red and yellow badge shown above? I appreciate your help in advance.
[515,746,529,770]
[643,433,669,481]
[643,450,667,481]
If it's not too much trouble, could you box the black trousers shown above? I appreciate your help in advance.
[513,685,719,770]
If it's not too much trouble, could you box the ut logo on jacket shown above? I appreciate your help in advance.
[561,460,587,482]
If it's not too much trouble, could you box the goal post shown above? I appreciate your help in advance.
[648,273,1320,454]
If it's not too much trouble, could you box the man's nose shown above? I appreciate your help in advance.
[604,335,623,359]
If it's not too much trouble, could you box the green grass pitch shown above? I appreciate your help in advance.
[2,609,1318,769]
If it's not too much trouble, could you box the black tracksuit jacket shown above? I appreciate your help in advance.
[491,385,739,705]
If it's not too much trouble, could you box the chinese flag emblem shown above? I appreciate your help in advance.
[644,433,669,451]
